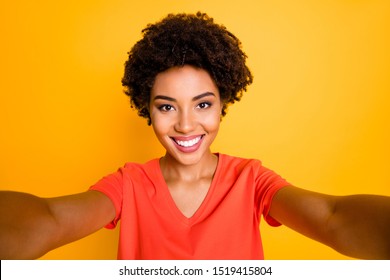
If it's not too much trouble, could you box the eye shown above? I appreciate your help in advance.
[197,102,211,109]
[158,104,175,112]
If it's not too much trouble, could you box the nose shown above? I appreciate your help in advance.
[174,109,196,134]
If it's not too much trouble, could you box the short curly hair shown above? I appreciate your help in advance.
[122,12,253,125]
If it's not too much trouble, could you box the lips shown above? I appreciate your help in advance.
[170,135,205,153]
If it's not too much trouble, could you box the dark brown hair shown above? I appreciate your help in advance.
[122,12,253,125]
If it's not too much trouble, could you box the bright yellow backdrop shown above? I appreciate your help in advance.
[1,0,389,259]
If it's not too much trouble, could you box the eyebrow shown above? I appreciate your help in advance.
[152,92,216,102]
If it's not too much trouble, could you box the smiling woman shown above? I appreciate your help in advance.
[1,10,390,260]
[149,65,222,167]
[148,65,223,220]
[122,12,253,126]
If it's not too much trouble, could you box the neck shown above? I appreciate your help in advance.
[160,151,218,182]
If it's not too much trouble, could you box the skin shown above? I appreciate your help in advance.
[0,64,389,259]
[149,65,222,218]
[0,190,115,259]
[271,186,390,259]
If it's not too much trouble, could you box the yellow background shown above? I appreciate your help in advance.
[1,0,389,259]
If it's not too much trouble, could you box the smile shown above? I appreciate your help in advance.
[172,135,203,147]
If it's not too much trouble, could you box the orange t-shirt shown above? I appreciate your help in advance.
[90,153,289,259]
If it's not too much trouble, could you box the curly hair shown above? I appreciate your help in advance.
[122,12,253,125]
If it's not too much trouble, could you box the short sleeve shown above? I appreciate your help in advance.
[89,168,125,229]
[254,162,290,227]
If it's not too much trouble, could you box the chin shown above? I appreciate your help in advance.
[167,149,210,166]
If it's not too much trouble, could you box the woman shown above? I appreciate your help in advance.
[1,12,389,260]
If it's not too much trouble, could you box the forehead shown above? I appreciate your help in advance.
[151,65,219,98]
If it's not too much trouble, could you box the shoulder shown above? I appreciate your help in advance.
[217,153,267,182]
[218,153,289,187]
[122,158,160,172]
[219,153,263,171]
[121,158,161,180]
[102,158,160,180]
[91,158,161,192]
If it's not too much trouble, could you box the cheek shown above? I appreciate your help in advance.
[151,113,170,137]
[203,111,221,132]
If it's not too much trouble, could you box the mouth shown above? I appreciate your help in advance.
[170,135,205,152]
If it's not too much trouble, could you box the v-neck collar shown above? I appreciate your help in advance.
[151,153,222,226]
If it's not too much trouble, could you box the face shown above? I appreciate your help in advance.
[149,65,223,166]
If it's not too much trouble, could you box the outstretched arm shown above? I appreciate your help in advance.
[0,190,115,259]
[269,186,390,259]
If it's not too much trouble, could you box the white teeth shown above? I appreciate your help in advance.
[175,136,202,147]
